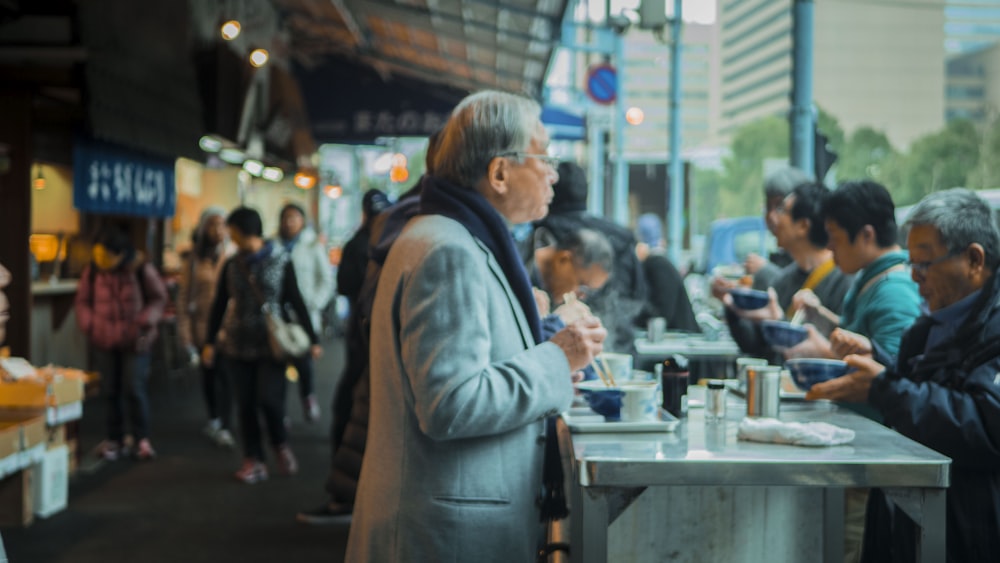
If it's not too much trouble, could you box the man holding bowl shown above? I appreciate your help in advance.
[808,188,1000,562]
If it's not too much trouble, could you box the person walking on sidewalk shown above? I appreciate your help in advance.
[203,207,321,484]
[177,206,235,448]
[75,224,168,461]
[277,202,335,422]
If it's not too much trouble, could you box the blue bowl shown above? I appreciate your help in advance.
[728,287,770,310]
[785,358,851,391]
[761,320,809,349]
[574,381,625,421]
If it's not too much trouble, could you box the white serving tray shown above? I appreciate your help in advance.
[562,407,680,433]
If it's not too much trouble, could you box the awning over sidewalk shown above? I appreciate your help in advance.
[542,105,586,141]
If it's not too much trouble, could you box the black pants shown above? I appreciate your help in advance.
[227,356,288,461]
[290,354,315,400]
[94,348,151,442]
[201,358,233,429]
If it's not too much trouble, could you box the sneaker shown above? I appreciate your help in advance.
[215,429,236,448]
[276,445,299,476]
[235,459,268,484]
[95,440,121,461]
[134,438,156,461]
[303,394,321,423]
[296,502,354,525]
[203,418,222,441]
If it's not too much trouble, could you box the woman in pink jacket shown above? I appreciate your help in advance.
[75,225,168,461]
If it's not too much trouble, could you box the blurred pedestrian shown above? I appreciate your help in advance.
[176,206,235,447]
[277,202,334,422]
[204,207,320,484]
[75,224,168,461]
[298,134,440,525]
[337,190,390,308]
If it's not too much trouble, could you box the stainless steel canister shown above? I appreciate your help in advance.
[735,357,768,393]
[745,365,782,417]
[647,317,667,343]
[759,368,782,418]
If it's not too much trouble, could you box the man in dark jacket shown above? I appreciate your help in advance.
[808,188,1000,562]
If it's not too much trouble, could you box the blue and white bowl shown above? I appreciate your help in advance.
[575,380,659,422]
[728,287,770,310]
[761,320,809,349]
[784,358,851,391]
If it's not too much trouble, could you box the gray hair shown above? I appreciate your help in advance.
[431,90,542,188]
[560,228,613,273]
[764,167,812,198]
[904,188,1000,270]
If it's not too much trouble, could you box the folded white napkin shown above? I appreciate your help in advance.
[737,417,855,447]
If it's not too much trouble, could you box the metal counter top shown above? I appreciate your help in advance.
[566,401,950,489]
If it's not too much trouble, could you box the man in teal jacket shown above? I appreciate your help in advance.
[785,179,923,561]
[787,180,921,362]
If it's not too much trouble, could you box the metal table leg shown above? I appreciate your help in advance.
[571,486,608,563]
[823,488,845,563]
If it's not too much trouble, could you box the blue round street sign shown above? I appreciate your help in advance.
[586,64,617,105]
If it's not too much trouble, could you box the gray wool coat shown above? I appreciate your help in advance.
[345,215,575,563]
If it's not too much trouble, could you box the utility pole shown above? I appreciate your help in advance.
[667,0,683,264]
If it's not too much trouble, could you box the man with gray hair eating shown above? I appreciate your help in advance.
[808,188,1000,562]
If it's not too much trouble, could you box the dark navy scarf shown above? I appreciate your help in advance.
[419,175,568,522]
[419,175,543,344]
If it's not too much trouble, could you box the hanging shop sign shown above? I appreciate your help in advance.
[73,139,176,218]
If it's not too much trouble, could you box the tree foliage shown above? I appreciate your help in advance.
[692,112,1000,228]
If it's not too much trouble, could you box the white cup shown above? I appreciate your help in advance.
[620,382,660,422]
[598,352,633,382]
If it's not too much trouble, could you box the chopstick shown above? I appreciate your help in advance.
[564,291,615,387]
[789,308,806,326]
[592,356,616,387]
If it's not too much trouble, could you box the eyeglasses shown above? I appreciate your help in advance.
[906,249,964,276]
[496,151,560,169]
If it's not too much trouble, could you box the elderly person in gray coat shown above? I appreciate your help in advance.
[345,91,607,563]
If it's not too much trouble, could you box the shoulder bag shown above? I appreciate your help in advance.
[236,259,311,360]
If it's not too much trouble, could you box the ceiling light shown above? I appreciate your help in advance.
[262,167,284,182]
[294,171,317,190]
[199,135,223,153]
[242,159,264,176]
[32,163,46,190]
[221,20,241,41]
[249,48,269,68]
[324,185,343,199]
[219,148,245,165]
